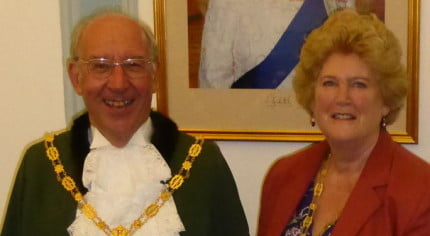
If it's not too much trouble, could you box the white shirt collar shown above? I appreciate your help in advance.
[89,118,153,149]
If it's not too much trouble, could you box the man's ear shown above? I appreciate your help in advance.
[68,60,83,95]
[151,66,158,94]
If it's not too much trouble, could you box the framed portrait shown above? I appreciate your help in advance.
[153,0,419,143]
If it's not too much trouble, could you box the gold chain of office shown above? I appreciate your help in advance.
[299,154,331,236]
[44,133,204,236]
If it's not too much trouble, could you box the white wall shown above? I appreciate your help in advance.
[0,0,66,228]
[1,1,429,235]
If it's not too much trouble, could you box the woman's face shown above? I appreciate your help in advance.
[312,52,389,145]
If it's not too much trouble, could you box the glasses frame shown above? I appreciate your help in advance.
[76,57,154,79]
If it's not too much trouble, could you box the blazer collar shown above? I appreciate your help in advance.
[271,141,330,235]
[333,130,395,234]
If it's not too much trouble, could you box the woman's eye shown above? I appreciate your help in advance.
[322,80,336,87]
[352,81,367,88]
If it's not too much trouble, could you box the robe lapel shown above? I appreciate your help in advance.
[70,112,91,193]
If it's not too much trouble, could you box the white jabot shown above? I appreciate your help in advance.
[68,118,185,235]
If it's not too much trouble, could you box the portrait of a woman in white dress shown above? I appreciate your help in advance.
[198,0,384,89]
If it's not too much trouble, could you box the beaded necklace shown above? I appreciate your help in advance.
[44,133,204,236]
[299,155,331,236]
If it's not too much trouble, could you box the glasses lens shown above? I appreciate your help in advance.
[87,59,113,78]
[123,59,152,78]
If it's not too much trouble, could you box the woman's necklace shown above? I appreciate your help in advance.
[299,154,331,236]
[44,133,204,236]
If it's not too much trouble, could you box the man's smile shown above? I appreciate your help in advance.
[103,99,133,107]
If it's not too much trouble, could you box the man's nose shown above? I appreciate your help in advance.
[106,65,130,91]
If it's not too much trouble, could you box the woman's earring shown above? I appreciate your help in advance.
[311,117,316,127]
[381,117,387,128]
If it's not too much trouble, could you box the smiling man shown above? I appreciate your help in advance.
[1,10,248,236]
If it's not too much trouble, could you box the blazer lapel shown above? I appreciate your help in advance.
[333,130,394,235]
[271,142,330,235]
[334,176,383,234]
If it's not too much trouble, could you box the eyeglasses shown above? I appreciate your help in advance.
[77,58,154,79]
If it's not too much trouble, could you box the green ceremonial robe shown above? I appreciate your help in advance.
[1,112,249,236]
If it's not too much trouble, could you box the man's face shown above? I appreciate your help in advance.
[68,15,155,147]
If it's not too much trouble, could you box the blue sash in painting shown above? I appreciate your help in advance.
[231,0,327,89]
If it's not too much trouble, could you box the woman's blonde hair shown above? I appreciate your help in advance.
[293,8,407,125]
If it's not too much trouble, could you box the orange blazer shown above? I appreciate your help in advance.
[258,130,430,235]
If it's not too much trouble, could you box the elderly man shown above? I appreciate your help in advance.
[1,10,248,236]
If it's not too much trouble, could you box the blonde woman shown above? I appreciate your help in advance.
[258,9,430,236]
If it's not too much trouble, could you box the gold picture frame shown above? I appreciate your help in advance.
[153,0,419,143]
